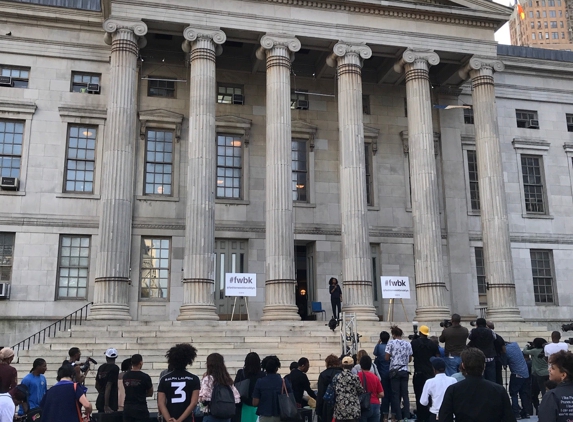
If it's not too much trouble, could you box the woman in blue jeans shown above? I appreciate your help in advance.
[385,326,413,421]
[373,331,392,421]
[358,356,384,422]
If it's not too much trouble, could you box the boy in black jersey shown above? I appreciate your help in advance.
[158,343,200,422]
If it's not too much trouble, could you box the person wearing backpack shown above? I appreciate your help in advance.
[200,353,241,422]
[252,356,293,422]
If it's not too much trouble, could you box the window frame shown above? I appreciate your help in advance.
[516,109,539,129]
[139,237,171,301]
[566,114,573,132]
[291,120,317,207]
[520,155,547,214]
[474,246,487,305]
[0,65,30,88]
[530,249,557,305]
[147,77,177,98]
[0,120,25,180]
[292,138,309,203]
[70,71,101,94]
[464,108,474,125]
[364,126,379,209]
[0,232,15,285]
[465,146,481,213]
[56,235,91,300]
[216,133,244,200]
[63,124,97,194]
[144,129,175,197]
[217,84,244,105]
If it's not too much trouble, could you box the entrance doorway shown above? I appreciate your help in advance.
[295,242,315,320]
[371,244,383,319]
[214,239,248,319]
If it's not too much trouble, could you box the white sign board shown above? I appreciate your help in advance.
[225,273,257,297]
[381,276,411,299]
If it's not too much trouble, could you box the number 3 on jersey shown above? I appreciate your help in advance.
[171,381,187,403]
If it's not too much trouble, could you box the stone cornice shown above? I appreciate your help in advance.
[0,0,103,29]
[0,100,37,117]
[400,130,441,154]
[564,143,573,154]
[216,115,252,146]
[512,138,550,151]
[139,109,184,141]
[364,125,380,154]
[59,105,107,123]
[470,232,573,245]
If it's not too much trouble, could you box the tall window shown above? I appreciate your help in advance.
[0,120,24,178]
[0,233,14,284]
[147,78,176,98]
[567,114,573,132]
[145,130,173,195]
[217,84,244,104]
[0,66,30,88]
[475,247,487,298]
[57,236,90,299]
[464,108,474,124]
[530,249,556,304]
[362,95,371,115]
[467,150,480,211]
[140,238,170,299]
[64,125,96,193]
[216,134,242,199]
[292,139,307,201]
[365,144,373,206]
[521,155,546,213]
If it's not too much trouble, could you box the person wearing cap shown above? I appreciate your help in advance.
[0,348,17,394]
[419,358,456,422]
[0,384,28,422]
[95,348,120,413]
[332,356,364,422]
[411,325,440,422]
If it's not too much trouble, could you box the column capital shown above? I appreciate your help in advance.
[182,26,226,53]
[326,41,372,68]
[394,49,440,73]
[459,56,505,80]
[103,18,147,46]
[256,34,301,60]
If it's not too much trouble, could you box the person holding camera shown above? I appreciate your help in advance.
[411,325,440,422]
[63,347,86,385]
[467,318,497,383]
[438,315,468,377]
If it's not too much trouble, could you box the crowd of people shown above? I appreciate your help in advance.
[0,315,572,422]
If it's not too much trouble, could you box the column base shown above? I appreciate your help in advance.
[89,303,132,320]
[415,306,451,322]
[342,305,379,321]
[486,306,523,322]
[261,305,301,321]
[177,304,219,321]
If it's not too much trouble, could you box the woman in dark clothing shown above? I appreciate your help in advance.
[316,354,343,422]
[252,356,293,422]
[329,278,342,320]
[538,350,573,422]
[234,352,265,422]
[373,331,392,421]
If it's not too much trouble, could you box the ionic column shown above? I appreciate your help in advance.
[326,42,378,321]
[178,27,226,321]
[90,19,147,320]
[256,34,301,321]
[394,49,450,321]
[459,58,521,321]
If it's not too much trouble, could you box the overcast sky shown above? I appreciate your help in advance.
[494,0,513,45]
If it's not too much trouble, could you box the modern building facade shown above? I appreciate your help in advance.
[1,0,573,346]
[509,0,573,50]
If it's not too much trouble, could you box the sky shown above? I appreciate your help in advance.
[494,0,513,45]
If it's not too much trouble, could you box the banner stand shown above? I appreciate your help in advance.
[386,298,409,323]
[230,296,250,321]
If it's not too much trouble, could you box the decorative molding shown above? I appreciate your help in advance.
[0,101,37,117]
[326,41,372,68]
[563,142,573,153]
[0,216,98,229]
[461,136,476,146]
[103,17,147,46]
[216,115,253,147]
[58,105,107,124]
[181,26,226,54]
[364,125,380,155]
[256,34,301,61]
[459,56,504,80]
[394,49,440,73]
[470,232,573,245]
[139,109,184,141]
[400,130,441,154]
[291,120,318,151]
[512,138,550,152]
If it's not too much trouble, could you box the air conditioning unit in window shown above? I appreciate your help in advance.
[87,83,100,93]
[296,99,309,110]
[0,76,13,87]
[0,283,10,299]
[232,94,244,105]
[526,119,539,128]
[0,177,19,191]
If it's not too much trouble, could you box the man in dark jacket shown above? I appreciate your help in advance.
[316,355,343,422]
[439,348,516,422]
[286,357,317,407]
[411,325,440,422]
[439,314,468,376]
[468,318,497,383]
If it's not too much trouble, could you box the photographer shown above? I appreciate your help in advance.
[411,325,440,422]
[438,314,468,376]
[62,347,85,384]
[467,318,497,383]
[522,338,548,414]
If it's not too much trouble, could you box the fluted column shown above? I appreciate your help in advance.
[326,42,378,321]
[460,58,521,321]
[90,19,147,320]
[394,49,449,321]
[256,34,301,321]
[178,27,226,321]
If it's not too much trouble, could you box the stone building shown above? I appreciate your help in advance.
[1,0,573,346]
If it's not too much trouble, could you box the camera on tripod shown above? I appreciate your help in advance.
[440,319,452,329]
[562,322,573,332]
[408,321,419,340]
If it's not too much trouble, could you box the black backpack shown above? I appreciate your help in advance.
[210,383,236,419]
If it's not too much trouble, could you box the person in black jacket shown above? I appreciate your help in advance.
[538,350,573,422]
[468,318,497,383]
[411,325,440,422]
[316,354,343,422]
[439,348,515,422]
[329,278,342,320]
[234,352,265,422]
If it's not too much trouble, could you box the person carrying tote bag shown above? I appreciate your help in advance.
[252,356,293,422]
[357,356,384,422]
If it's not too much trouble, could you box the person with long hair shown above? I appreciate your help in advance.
[385,325,413,421]
[329,278,342,320]
[118,358,132,411]
[538,350,573,422]
[0,348,17,394]
[234,352,265,422]
[200,353,241,422]
[316,354,342,422]
[40,365,93,422]
[17,358,47,416]
[252,356,293,422]
[158,343,200,422]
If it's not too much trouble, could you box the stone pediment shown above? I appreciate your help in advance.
[139,109,184,141]
[291,120,318,135]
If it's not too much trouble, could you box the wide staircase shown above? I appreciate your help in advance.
[12,318,558,413]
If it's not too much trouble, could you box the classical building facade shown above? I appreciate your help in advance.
[1,0,573,345]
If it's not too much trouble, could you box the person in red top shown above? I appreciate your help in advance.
[0,348,17,394]
[357,355,384,422]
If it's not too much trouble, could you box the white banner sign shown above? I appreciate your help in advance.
[381,276,411,299]
[225,273,257,297]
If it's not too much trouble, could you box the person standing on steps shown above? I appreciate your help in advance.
[329,277,342,320]
[438,314,468,377]
[385,325,413,422]
[373,331,393,422]
[17,358,47,417]
[0,348,17,394]
[122,354,153,422]
[316,354,343,422]
[411,325,441,422]
[95,348,120,414]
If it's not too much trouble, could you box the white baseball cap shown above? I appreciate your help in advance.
[105,348,118,359]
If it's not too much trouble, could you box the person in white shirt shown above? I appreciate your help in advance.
[0,385,28,422]
[544,331,569,359]
[420,357,456,422]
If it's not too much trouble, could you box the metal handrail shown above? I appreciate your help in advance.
[11,302,92,353]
